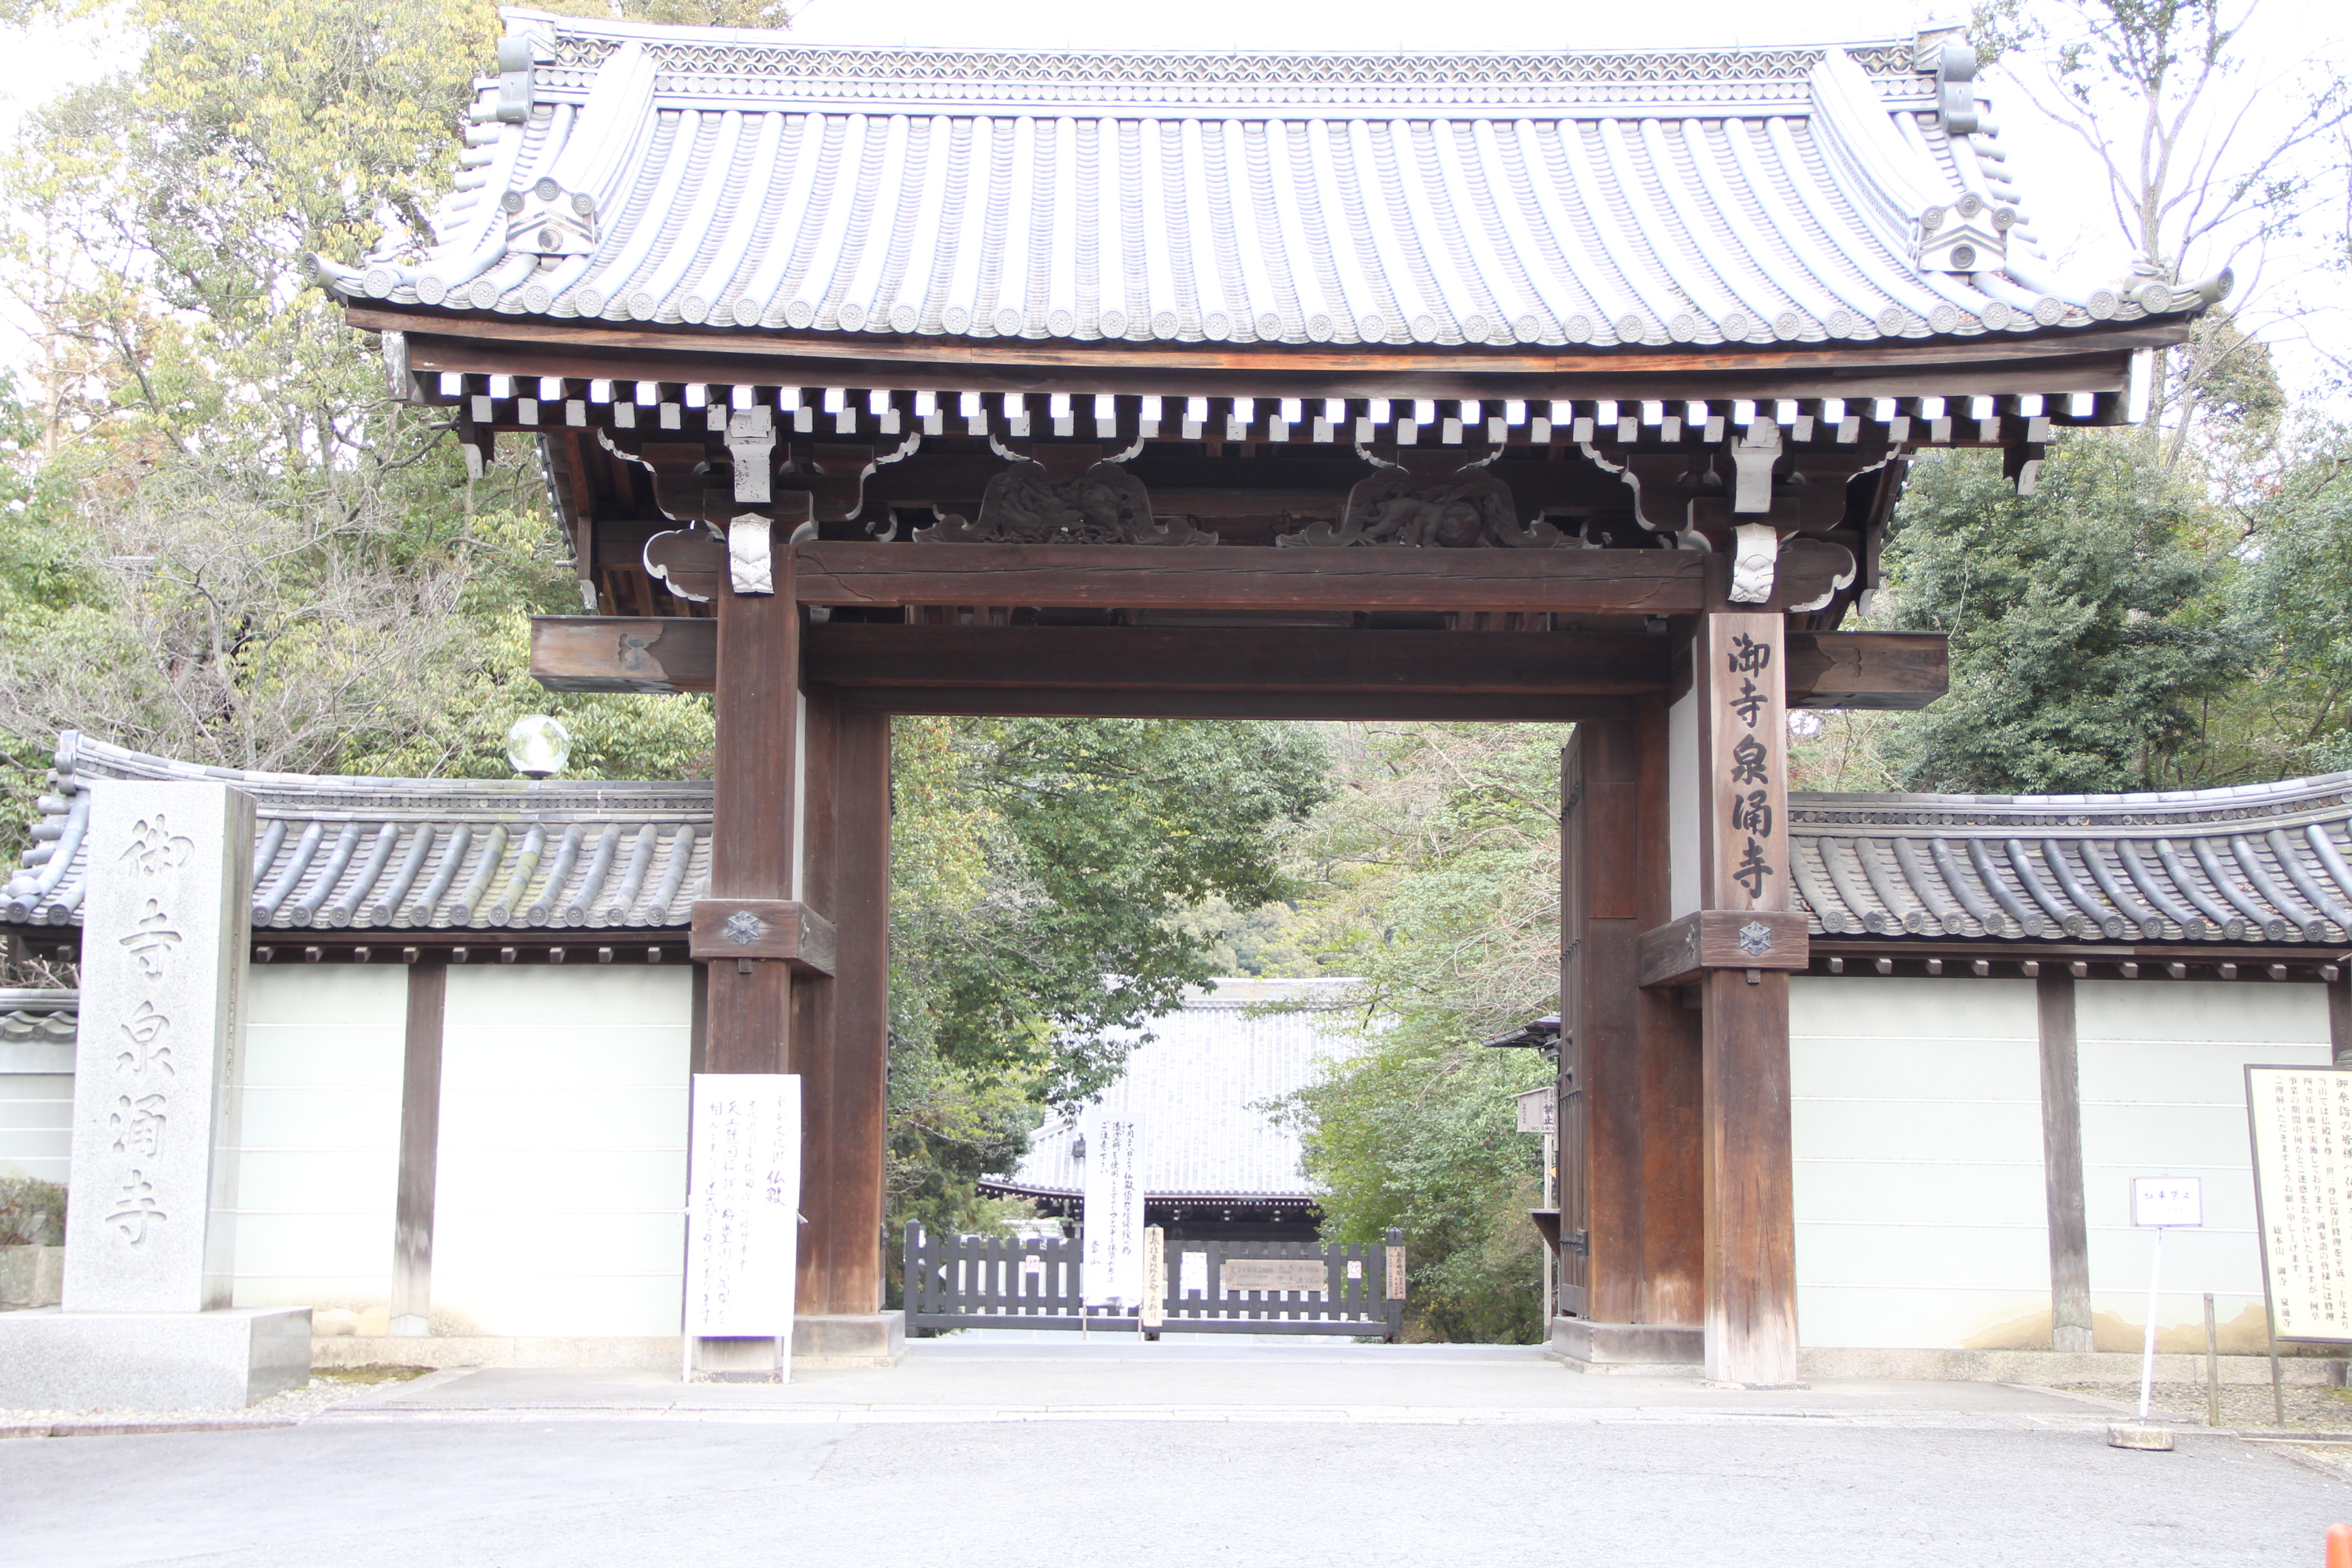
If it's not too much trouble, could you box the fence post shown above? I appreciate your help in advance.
[1385,1228,1407,1343]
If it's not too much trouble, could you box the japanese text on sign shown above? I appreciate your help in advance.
[2248,1066,2352,1342]
[1080,1111,1146,1307]
[1721,630,1778,905]
[683,1073,802,1339]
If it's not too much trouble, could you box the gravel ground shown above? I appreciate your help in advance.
[1,1367,431,1433]
[2035,1377,2352,1432]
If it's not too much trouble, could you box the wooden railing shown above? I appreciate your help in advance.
[904,1224,1405,1340]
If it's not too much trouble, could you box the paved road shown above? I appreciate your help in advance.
[5,1343,2346,1566]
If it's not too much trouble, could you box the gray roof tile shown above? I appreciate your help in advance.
[314,16,2214,350]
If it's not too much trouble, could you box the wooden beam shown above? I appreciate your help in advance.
[532,615,717,693]
[363,307,2174,402]
[389,957,446,1338]
[828,687,1638,721]
[2038,973,2095,1353]
[687,898,836,976]
[797,542,1703,613]
[1635,911,1810,989]
[1786,631,1948,711]
[533,617,1946,710]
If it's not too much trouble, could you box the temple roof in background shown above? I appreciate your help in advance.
[15,734,2352,949]
[312,12,2217,355]
[984,979,1356,1205]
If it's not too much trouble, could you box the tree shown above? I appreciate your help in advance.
[1880,434,2250,793]
[1275,724,1563,1343]
[1970,0,2351,461]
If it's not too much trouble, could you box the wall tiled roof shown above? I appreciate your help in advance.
[1791,775,2352,943]
[21,734,2351,949]
[4,733,708,934]
[313,13,2212,353]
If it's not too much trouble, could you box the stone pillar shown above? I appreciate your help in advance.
[0,780,311,1408]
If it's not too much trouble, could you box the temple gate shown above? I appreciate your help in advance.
[311,16,2216,1382]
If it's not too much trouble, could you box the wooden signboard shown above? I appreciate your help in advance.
[1222,1258,1329,1294]
[2248,1066,2352,1343]
[1516,1085,1556,1135]
[682,1073,802,1342]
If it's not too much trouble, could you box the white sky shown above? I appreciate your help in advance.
[4,0,2347,389]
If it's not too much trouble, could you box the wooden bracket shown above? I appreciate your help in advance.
[1636,909,1810,990]
[688,898,837,976]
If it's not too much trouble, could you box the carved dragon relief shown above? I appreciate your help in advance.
[915,443,1214,546]
[1275,450,1569,548]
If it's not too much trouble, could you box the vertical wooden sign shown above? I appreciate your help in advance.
[1697,614,1788,918]
[2247,1066,2352,1343]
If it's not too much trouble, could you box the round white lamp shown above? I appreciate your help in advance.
[506,715,572,779]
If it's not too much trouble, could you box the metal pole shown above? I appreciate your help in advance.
[2270,1307,2286,1427]
[2204,1293,2221,1428]
[2138,1224,2165,1420]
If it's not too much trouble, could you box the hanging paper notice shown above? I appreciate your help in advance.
[2247,1065,2352,1343]
[683,1073,802,1339]
[1080,1111,1145,1307]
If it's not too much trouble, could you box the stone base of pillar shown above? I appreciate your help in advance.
[794,1310,905,1369]
[1545,1316,1703,1375]
[689,1335,786,1382]
[0,1307,311,1409]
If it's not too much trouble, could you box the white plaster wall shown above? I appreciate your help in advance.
[227,966,406,1330]
[0,1072,72,1185]
[1790,977,2053,1349]
[2076,981,2328,1354]
[1667,691,1699,919]
[429,967,691,1337]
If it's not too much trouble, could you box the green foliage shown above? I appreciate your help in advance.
[0,1176,67,1247]
[1880,434,2249,793]
[1277,725,1565,1343]
[891,715,1330,1107]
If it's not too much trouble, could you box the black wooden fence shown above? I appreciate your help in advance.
[903,1224,1405,1340]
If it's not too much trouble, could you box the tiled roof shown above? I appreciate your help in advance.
[4,733,708,934]
[313,13,2217,353]
[1791,775,2352,943]
[22,733,2350,949]
[0,990,75,1048]
[992,979,1360,1202]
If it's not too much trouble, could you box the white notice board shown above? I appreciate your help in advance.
[2247,1065,2352,1344]
[683,1073,802,1339]
[1080,1110,1145,1307]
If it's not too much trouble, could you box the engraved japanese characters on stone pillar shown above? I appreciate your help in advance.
[62,781,255,1313]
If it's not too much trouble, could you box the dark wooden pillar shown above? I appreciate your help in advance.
[389,955,446,1337]
[703,544,800,1075]
[791,686,840,1311]
[1561,701,1701,1348]
[2037,972,2093,1352]
[1694,610,1801,1387]
[799,708,892,1319]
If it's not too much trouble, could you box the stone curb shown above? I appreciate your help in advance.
[0,1418,297,1440]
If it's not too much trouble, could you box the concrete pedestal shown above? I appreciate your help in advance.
[1546,1316,1703,1376]
[0,1307,311,1409]
[794,1311,905,1369]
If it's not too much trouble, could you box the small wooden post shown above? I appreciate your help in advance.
[2038,973,2094,1352]
[1694,611,1800,1387]
[389,955,447,1337]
